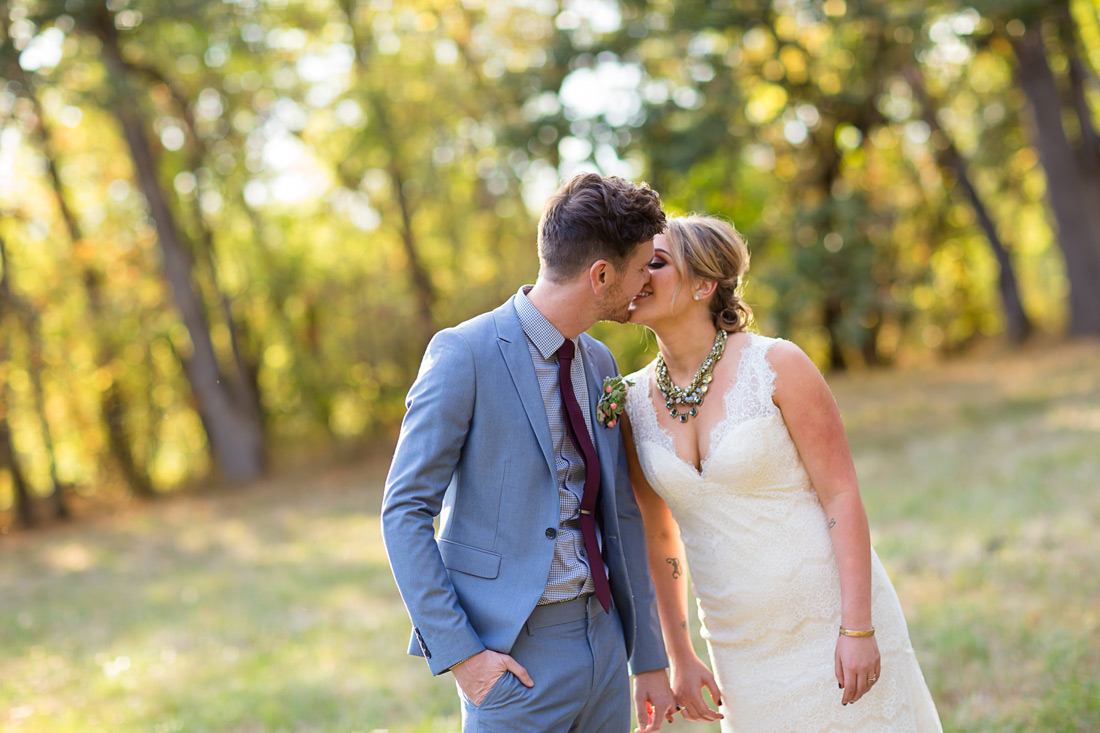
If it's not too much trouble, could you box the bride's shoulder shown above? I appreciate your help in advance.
[753,334,829,403]
[751,333,817,376]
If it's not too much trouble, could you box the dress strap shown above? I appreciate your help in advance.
[723,333,781,424]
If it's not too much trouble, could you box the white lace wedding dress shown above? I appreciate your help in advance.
[625,333,942,732]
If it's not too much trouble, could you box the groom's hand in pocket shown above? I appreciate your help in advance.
[452,649,534,706]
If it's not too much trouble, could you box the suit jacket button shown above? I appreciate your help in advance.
[545,527,557,539]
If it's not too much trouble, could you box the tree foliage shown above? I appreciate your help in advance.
[0,0,1097,525]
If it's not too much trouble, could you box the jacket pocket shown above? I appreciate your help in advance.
[438,538,501,579]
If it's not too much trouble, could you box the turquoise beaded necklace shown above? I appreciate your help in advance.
[654,329,727,423]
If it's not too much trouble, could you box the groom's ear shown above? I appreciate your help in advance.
[588,259,612,294]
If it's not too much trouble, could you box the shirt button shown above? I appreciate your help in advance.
[545,528,558,539]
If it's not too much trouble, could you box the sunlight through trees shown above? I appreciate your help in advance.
[0,0,1097,524]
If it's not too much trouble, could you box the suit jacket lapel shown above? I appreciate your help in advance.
[494,301,556,479]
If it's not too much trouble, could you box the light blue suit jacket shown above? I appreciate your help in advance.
[381,297,668,676]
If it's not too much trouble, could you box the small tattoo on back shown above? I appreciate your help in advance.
[828,518,836,529]
[666,557,682,579]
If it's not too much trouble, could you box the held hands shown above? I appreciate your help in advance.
[835,634,881,706]
[451,649,534,706]
[670,653,724,723]
[632,669,677,732]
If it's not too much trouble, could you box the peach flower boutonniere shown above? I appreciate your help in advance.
[596,375,632,429]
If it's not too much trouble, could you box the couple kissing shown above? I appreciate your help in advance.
[381,173,941,732]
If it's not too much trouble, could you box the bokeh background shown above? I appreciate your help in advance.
[1,0,1098,730]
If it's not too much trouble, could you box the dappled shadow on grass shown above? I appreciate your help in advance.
[0,459,461,731]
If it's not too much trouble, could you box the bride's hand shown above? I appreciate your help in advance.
[670,654,724,722]
[835,635,881,705]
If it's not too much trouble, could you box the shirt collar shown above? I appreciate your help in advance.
[514,285,575,361]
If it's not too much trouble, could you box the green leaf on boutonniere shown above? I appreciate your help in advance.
[597,375,633,428]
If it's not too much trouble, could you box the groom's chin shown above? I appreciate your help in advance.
[609,305,636,324]
[595,300,632,324]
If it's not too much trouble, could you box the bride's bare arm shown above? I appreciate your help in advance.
[768,342,881,706]
[621,414,693,659]
[622,414,723,722]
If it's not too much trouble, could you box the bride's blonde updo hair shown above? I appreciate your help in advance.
[664,215,753,333]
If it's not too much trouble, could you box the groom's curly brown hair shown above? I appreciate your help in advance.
[537,173,666,282]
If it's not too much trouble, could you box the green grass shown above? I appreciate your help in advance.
[2,339,1099,731]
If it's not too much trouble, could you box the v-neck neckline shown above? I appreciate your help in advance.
[643,332,756,476]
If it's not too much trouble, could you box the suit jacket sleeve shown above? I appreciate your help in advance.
[380,328,486,675]
[610,354,670,675]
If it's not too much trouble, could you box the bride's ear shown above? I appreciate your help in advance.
[694,279,718,301]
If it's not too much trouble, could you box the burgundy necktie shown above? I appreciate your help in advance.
[556,339,612,614]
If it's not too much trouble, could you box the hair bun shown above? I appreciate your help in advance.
[717,298,753,333]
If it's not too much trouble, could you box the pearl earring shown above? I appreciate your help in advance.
[693,294,700,301]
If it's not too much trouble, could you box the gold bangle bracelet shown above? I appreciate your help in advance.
[839,626,875,637]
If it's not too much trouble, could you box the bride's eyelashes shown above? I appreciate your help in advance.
[648,259,666,270]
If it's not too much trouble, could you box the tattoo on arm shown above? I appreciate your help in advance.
[681,619,687,630]
[666,557,682,579]
[828,517,836,530]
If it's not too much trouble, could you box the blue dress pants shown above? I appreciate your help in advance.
[459,595,630,732]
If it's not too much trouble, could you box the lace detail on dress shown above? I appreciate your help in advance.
[706,333,782,465]
[727,332,781,421]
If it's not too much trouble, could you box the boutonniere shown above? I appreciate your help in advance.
[596,375,632,429]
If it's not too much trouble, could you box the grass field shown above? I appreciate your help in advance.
[2,339,1098,732]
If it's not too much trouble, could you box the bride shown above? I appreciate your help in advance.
[621,215,942,730]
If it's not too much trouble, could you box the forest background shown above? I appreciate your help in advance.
[1,0,1099,730]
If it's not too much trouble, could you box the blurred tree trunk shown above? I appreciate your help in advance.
[822,296,848,372]
[907,68,1032,343]
[1057,2,1100,175]
[28,87,155,499]
[1011,23,1100,335]
[0,231,66,519]
[125,59,266,434]
[815,126,849,372]
[0,18,72,517]
[0,238,34,528]
[94,9,265,482]
[25,333,68,519]
[860,310,884,367]
[1058,6,1100,301]
[0,407,34,529]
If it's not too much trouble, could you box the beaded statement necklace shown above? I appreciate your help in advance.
[654,329,728,423]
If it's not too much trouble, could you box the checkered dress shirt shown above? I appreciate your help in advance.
[514,286,604,604]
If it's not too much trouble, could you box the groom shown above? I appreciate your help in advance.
[382,173,676,731]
